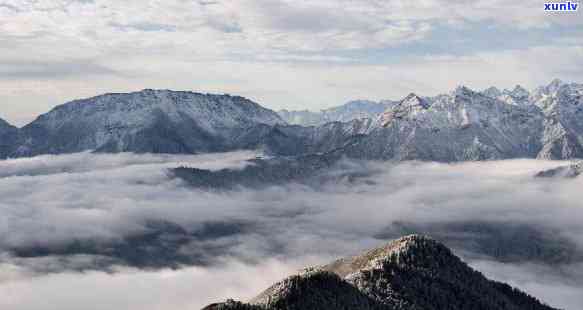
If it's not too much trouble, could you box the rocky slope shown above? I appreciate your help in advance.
[12,89,284,157]
[481,85,532,107]
[204,235,557,310]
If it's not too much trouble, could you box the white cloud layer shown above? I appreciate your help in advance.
[0,152,582,309]
[0,259,307,310]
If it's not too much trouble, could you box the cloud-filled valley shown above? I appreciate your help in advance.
[0,152,581,309]
[1,1,581,309]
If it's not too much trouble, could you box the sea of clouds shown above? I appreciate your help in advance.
[0,152,581,309]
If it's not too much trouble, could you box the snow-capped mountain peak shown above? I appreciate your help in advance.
[376,93,430,128]
[401,93,431,109]
[481,86,502,98]
[15,89,284,156]
[508,84,530,98]
[499,85,532,106]
[546,78,564,93]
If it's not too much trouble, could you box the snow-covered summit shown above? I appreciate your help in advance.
[34,89,282,132]
[16,89,284,156]
[481,86,503,98]
[501,85,531,106]
[376,93,430,128]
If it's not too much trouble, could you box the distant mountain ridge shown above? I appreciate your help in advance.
[1,79,582,161]
[278,99,396,126]
[204,235,557,310]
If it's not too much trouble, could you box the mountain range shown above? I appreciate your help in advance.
[203,235,557,310]
[0,79,581,161]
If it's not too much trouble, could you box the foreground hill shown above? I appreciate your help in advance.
[204,235,556,310]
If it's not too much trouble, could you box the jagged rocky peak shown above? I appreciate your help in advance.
[531,79,578,109]
[206,234,558,310]
[453,84,511,105]
[453,84,475,95]
[451,84,529,109]
[452,85,488,103]
[547,78,564,92]
[508,85,530,97]
[499,85,532,106]
[538,78,565,96]
[400,93,431,109]
[377,93,430,127]
[535,80,583,159]
[481,86,503,98]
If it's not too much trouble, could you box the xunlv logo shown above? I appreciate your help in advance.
[544,1,579,11]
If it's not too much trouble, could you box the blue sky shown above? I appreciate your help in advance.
[0,0,582,125]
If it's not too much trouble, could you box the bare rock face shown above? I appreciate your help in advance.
[205,235,558,310]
